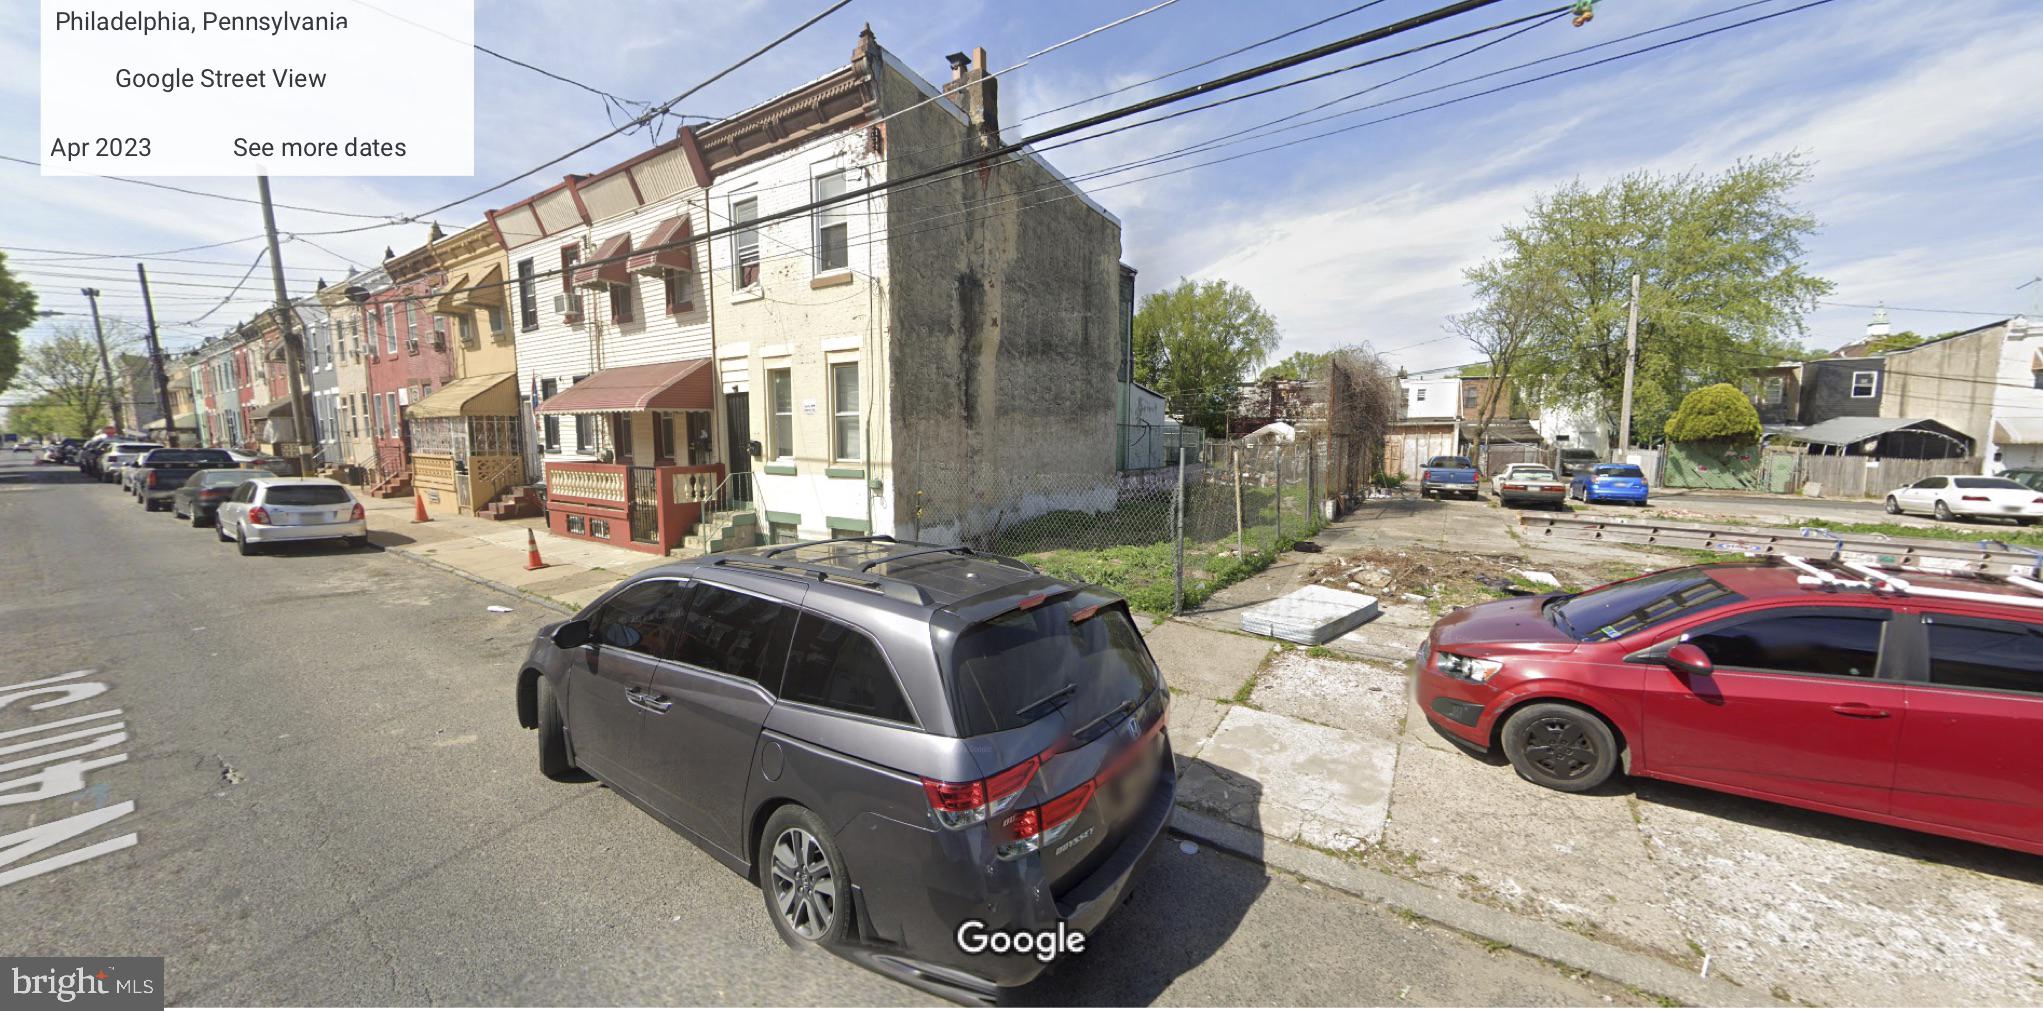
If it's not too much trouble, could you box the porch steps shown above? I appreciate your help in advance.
[364,471,412,499]
[677,508,758,556]
[479,485,544,521]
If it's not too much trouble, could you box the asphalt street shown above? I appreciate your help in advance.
[0,454,1633,1006]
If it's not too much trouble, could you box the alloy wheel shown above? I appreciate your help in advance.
[768,827,836,940]
[1519,715,1598,781]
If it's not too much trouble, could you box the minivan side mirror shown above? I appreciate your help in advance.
[1664,642,1712,677]
[552,618,592,650]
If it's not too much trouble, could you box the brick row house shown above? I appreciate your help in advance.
[405,222,524,518]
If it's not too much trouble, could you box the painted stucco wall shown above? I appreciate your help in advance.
[706,117,890,540]
[1881,332,1993,451]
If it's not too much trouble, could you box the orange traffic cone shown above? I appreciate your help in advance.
[412,490,431,523]
[524,528,550,571]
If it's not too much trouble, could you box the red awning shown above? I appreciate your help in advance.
[627,216,693,275]
[536,359,714,414]
[571,233,632,289]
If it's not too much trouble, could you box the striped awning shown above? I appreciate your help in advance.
[572,234,631,289]
[627,216,692,275]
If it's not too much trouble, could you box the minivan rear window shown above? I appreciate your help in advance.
[264,485,352,506]
[1549,568,1741,642]
[949,600,1158,737]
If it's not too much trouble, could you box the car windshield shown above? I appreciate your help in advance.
[1427,456,1473,468]
[948,598,1158,738]
[1952,477,2025,490]
[1548,568,1741,642]
[1595,465,1645,478]
[264,485,351,506]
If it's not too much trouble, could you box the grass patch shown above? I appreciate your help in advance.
[1000,482,1324,615]
[1781,517,2043,547]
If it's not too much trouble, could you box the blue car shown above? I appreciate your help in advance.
[1570,463,1650,505]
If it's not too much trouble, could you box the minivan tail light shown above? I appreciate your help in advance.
[920,755,1040,830]
[997,780,1099,861]
[248,506,271,525]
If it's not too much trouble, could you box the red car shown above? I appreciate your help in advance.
[1416,559,2043,857]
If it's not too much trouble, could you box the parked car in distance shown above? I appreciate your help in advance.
[171,469,260,527]
[1885,475,2043,525]
[2002,468,2043,493]
[516,537,1175,1000]
[1569,463,1649,505]
[1556,448,1601,477]
[98,443,160,485]
[43,438,82,464]
[132,449,240,511]
[1416,558,2043,858]
[1492,464,1568,508]
[1419,455,1482,499]
[214,477,368,554]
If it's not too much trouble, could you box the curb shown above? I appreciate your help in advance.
[1166,806,1772,1008]
[376,537,575,616]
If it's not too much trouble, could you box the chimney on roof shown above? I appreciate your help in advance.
[1866,303,1890,339]
[942,47,1000,152]
[428,222,444,242]
[382,246,395,261]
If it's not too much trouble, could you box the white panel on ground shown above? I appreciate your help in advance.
[1239,585,1381,645]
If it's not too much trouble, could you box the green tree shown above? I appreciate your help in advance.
[1259,350,1328,381]
[1664,383,1762,443]
[0,252,38,394]
[1134,278,1281,437]
[13,325,133,438]
[9,395,104,438]
[1462,154,1831,448]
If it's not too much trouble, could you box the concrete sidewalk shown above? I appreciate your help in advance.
[360,495,663,612]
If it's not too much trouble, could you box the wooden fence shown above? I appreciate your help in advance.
[1796,454,1985,499]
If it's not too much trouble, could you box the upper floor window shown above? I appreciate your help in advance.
[1850,370,1878,398]
[609,281,635,325]
[517,259,539,330]
[813,170,848,274]
[1415,388,1427,402]
[559,246,584,319]
[732,196,760,288]
[1763,376,1785,404]
[1462,384,1479,408]
[382,305,398,353]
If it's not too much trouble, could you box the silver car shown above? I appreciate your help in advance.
[100,443,160,486]
[214,477,369,554]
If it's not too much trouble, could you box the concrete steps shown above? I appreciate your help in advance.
[480,485,543,521]
[677,508,757,556]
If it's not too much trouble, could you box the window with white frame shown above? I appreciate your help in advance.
[383,305,397,353]
[831,362,859,462]
[813,170,848,274]
[1763,376,1785,404]
[609,281,634,324]
[517,259,539,330]
[1850,370,1878,398]
[768,368,793,459]
[663,270,692,313]
[732,196,760,288]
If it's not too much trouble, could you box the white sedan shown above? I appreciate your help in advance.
[1885,475,2043,525]
[215,477,369,554]
[1491,464,1568,508]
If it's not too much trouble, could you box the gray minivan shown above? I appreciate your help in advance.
[516,537,1176,1000]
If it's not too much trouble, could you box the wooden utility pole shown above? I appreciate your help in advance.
[257,176,313,476]
[1616,272,1640,458]
[135,265,176,445]
[80,287,125,432]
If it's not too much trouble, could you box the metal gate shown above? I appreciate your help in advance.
[628,466,659,544]
[724,393,754,506]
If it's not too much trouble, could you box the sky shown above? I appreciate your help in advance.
[4,0,2041,386]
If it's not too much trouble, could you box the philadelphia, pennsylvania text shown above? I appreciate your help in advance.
[51,10,349,35]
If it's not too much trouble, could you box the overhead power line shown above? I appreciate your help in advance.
[2,155,401,220]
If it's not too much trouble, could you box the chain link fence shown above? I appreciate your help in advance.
[910,435,1327,615]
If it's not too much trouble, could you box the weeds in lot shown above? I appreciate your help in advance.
[1784,517,2043,547]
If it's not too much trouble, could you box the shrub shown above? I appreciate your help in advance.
[1664,383,1762,443]
[1371,472,1406,490]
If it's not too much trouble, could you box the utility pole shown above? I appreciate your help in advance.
[1616,272,1640,459]
[135,265,176,445]
[80,288,125,433]
[257,175,313,476]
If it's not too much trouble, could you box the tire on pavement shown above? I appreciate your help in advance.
[758,805,853,950]
[1500,702,1620,794]
[1934,500,1956,522]
[1885,496,1901,515]
[534,675,577,782]
[236,526,258,556]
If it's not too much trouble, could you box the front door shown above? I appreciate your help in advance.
[565,579,685,788]
[724,392,752,506]
[1640,605,1904,814]
[637,581,797,857]
[1891,611,2043,845]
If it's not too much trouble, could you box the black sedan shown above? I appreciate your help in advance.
[171,469,259,527]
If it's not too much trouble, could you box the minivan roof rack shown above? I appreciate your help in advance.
[1779,554,2043,610]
